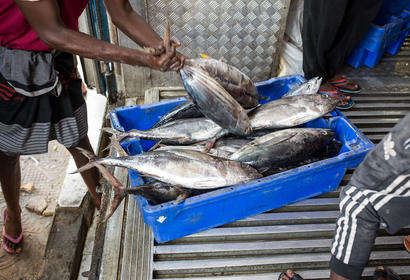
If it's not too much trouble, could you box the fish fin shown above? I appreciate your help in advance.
[174,186,189,203]
[102,128,130,155]
[95,164,128,222]
[202,137,217,153]
[70,147,97,173]
[148,140,162,152]
[257,167,270,174]
[102,127,124,140]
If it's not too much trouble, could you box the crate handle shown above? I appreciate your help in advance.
[109,109,125,132]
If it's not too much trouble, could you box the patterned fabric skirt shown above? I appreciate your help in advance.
[0,52,88,156]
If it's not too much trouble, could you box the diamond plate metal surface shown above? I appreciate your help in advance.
[145,0,290,89]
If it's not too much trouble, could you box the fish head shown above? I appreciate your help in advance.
[305,77,322,94]
[310,94,340,111]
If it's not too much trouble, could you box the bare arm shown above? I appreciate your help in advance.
[104,0,185,69]
[103,0,164,49]
[14,0,180,71]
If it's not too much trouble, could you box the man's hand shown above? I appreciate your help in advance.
[142,40,185,72]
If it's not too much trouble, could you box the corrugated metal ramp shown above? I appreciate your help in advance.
[103,37,410,280]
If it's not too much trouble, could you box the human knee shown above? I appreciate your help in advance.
[0,151,20,167]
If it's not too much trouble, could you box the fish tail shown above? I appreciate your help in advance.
[70,147,98,173]
[95,164,128,222]
[70,162,97,174]
[102,127,128,143]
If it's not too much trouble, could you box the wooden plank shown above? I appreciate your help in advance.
[120,192,138,279]
[144,88,160,104]
[100,167,128,280]
[350,103,410,109]
[152,251,410,274]
[154,236,403,257]
[174,224,336,242]
[342,111,409,117]
[155,265,410,280]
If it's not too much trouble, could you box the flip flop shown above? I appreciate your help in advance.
[278,270,304,280]
[2,210,23,254]
[318,89,355,110]
[374,267,401,280]
[404,236,410,253]
[329,75,361,94]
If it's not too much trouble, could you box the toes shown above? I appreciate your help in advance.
[279,272,291,280]
[286,269,295,278]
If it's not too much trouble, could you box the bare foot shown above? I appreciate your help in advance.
[279,269,303,280]
[319,82,351,107]
[374,266,401,280]
[329,75,359,92]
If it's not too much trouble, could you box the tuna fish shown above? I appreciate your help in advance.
[151,100,203,129]
[104,117,228,145]
[282,77,322,98]
[75,149,262,190]
[186,56,262,108]
[74,148,261,220]
[248,94,345,131]
[179,65,252,136]
[229,128,335,171]
[155,138,252,159]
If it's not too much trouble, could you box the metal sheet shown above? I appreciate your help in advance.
[120,0,291,97]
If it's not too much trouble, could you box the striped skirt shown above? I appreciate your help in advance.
[0,51,88,156]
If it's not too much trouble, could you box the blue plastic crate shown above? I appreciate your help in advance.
[374,0,410,26]
[346,9,410,68]
[109,74,375,243]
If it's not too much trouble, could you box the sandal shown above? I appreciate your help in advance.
[318,89,355,110]
[404,236,410,253]
[278,269,304,280]
[329,74,361,94]
[2,210,23,254]
[374,266,401,280]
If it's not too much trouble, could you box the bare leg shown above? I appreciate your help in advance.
[404,235,410,252]
[330,270,350,280]
[0,151,22,253]
[67,136,101,209]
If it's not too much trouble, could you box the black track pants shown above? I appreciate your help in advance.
[329,113,410,279]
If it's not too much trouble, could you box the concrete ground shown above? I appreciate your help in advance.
[0,141,70,280]
[0,87,106,280]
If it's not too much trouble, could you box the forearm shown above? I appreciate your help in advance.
[104,0,164,49]
[44,27,149,66]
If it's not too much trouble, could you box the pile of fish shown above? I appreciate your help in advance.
[73,25,348,220]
